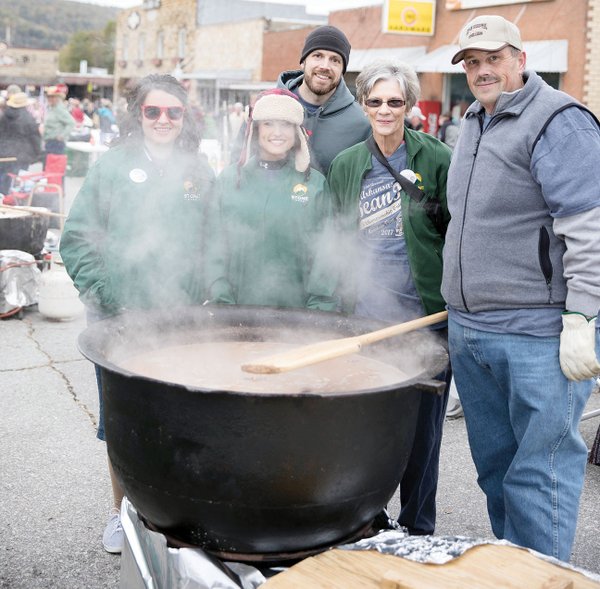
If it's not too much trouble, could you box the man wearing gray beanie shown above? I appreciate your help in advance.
[276,25,370,174]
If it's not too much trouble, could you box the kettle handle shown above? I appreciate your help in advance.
[414,379,447,396]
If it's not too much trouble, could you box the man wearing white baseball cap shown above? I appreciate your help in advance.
[442,14,600,562]
[450,14,522,64]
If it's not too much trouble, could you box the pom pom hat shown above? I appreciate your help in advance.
[451,15,522,65]
[241,88,310,174]
[409,105,426,121]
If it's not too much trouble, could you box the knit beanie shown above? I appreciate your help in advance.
[240,88,310,174]
[300,25,351,73]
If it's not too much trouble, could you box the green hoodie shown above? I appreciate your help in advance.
[205,158,337,310]
[326,129,452,315]
[60,143,214,313]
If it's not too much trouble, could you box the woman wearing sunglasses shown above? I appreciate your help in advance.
[205,88,336,310]
[325,60,452,537]
[60,74,214,554]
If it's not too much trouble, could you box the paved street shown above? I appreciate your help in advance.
[1,311,120,588]
[0,174,599,587]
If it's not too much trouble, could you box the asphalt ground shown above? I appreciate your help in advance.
[1,175,599,587]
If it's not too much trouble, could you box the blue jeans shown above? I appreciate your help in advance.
[397,366,451,535]
[87,310,111,441]
[448,318,595,562]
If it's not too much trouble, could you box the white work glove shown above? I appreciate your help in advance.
[559,312,600,381]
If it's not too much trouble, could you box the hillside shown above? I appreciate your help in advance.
[0,0,119,50]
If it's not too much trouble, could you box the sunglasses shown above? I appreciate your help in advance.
[142,105,185,121]
[364,98,406,109]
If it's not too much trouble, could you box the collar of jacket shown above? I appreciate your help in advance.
[244,154,295,174]
[363,127,425,167]
[465,70,543,120]
[277,69,357,116]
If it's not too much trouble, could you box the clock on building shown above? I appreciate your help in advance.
[127,11,141,30]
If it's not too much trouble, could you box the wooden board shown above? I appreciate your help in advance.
[262,544,599,588]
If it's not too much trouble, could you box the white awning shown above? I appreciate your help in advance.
[182,69,255,81]
[347,46,427,72]
[524,40,568,72]
[414,40,568,74]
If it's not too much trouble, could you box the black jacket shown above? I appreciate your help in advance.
[0,107,43,168]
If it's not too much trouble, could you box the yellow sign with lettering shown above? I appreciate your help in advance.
[383,0,436,36]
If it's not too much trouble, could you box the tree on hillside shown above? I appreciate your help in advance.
[58,21,115,73]
[0,0,117,50]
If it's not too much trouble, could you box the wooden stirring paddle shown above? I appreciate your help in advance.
[0,203,67,219]
[241,310,448,375]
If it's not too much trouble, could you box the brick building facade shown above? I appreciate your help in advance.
[584,0,600,114]
[114,0,323,111]
[115,0,197,93]
[0,46,59,88]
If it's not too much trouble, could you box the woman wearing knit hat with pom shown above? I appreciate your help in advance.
[205,88,337,310]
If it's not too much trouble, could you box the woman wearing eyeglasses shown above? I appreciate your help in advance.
[59,74,214,554]
[325,60,452,537]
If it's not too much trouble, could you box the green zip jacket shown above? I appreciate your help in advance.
[60,143,214,313]
[43,102,75,142]
[326,129,452,315]
[205,157,337,310]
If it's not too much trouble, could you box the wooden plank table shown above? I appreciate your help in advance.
[262,544,599,588]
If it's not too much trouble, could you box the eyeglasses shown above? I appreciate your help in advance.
[364,98,406,109]
[142,105,184,121]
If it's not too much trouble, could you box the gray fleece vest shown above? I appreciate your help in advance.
[442,72,585,313]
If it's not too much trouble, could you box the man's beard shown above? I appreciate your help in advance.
[304,70,338,96]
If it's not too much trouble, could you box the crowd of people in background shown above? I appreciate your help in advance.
[0,87,127,134]
[0,74,455,192]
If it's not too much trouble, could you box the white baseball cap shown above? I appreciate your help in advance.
[409,106,426,121]
[451,15,523,65]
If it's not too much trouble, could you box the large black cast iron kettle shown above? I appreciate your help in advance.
[78,305,448,556]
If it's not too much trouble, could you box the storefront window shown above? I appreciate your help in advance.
[540,73,560,89]
[157,31,164,59]
[178,29,186,59]
[138,34,145,61]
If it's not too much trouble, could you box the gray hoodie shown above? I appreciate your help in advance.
[277,70,370,174]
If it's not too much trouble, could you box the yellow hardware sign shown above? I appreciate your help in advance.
[383,0,435,36]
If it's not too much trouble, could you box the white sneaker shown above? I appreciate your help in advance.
[446,397,464,419]
[102,510,123,554]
